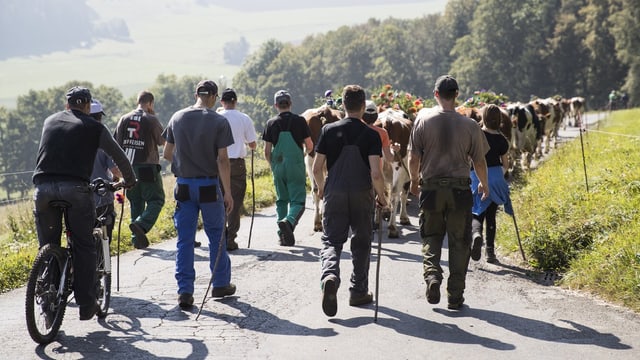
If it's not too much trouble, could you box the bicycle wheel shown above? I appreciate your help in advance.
[25,244,70,344]
[95,235,111,318]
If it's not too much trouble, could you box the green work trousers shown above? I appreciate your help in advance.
[127,164,165,240]
[270,132,306,228]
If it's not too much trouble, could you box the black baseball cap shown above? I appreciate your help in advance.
[195,80,218,96]
[434,75,459,93]
[221,88,237,101]
[66,86,92,105]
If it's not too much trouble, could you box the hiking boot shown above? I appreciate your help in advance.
[194,241,202,248]
[178,293,194,309]
[447,296,465,310]
[130,223,149,249]
[426,276,441,304]
[471,232,483,261]
[79,302,98,321]
[211,283,236,298]
[349,291,373,306]
[278,220,295,246]
[486,247,498,263]
[227,239,239,251]
[321,275,338,317]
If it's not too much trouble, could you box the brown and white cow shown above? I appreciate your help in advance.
[301,105,343,232]
[569,97,585,128]
[375,108,413,238]
[530,98,562,155]
[506,103,542,171]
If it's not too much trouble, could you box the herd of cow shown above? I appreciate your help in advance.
[301,95,586,238]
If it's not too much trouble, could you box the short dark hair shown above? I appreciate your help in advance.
[342,85,365,112]
[137,91,154,105]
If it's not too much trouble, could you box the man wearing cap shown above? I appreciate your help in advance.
[408,75,490,310]
[217,88,257,251]
[163,80,236,309]
[90,99,123,244]
[262,90,313,246]
[32,86,136,321]
[114,91,166,249]
[362,100,393,165]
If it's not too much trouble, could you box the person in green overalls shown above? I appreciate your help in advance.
[263,90,314,246]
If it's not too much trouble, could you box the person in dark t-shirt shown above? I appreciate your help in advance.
[33,86,136,321]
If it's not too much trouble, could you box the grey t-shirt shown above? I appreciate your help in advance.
[409,108,489,179]
[162,106,234,178]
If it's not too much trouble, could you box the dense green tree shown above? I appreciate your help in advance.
[147,74,204,126]
[609,0,640,107]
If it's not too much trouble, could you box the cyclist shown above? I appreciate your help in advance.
[32,86,136,321]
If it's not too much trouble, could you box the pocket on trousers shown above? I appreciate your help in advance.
[138,166,156,182]
[452,189,473,210]
[419,190,437,211]
[199,185,218,203]
[175,183,190,202]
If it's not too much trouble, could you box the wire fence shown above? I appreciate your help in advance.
[0,170,34,207]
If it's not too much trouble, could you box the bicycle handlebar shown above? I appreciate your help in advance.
[90,178,130,196]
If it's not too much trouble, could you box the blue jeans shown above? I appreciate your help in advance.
[33,180,96,307]
[173,177,231,295]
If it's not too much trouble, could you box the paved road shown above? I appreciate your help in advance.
[2,114,639,359]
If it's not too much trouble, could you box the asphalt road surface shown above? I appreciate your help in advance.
[2,112,639,359]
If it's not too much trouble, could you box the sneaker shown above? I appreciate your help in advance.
[79,302,98,320]
[447,296,465,310]
[211,283,236,298]
[130,223,149,249]
[321,275,338,317]
[277,220,295,246]
[194,241,202,248]
[349,291,373,306]
[426,277,441,304]
[178,293,194,309]
[486,247,498,263]
[227,239,239,251]
[471,232,483,261]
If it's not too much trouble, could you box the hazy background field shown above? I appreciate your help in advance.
[0,0,446,108]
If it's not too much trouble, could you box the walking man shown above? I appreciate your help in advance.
[408,75,490,310]
[162,80,236,309]
[114,91,166,249]
[217,88,257,251]
[33,86,136,321]
[262,90,313,246]
[312,85,388,317]
[90,99,123,243]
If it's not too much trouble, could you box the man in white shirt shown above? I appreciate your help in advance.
[218,88,257,251]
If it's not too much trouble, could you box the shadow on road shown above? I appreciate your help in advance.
[434,307,631,350]
[331,305,514,350]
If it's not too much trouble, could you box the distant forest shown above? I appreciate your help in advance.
[0,0,638,200]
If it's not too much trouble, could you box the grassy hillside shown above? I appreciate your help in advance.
[496,109,640,312]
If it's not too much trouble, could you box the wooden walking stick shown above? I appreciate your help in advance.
[247,149,256,248]
[374,206,390,323]
[512,213,527,262]
[115,190,125,292]
[196,213,227,321]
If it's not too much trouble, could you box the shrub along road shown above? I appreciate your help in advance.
[1,113,639,359]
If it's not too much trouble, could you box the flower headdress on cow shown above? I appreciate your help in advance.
[370,84,431,120]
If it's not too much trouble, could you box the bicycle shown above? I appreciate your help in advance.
[25,178,123,344]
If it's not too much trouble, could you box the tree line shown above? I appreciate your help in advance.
[0,0,637,200]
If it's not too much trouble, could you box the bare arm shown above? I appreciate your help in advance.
[312,153,327,199]
[264,141,273,163]
[369,155,387,207]
[408,150,421,197]
[163,142,175,162]
[472,157,490,201]
[217,147,234,215]
[501,153,509,174]
[110,166,123,179]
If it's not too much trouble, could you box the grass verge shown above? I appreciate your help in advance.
[496,109,640,312]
